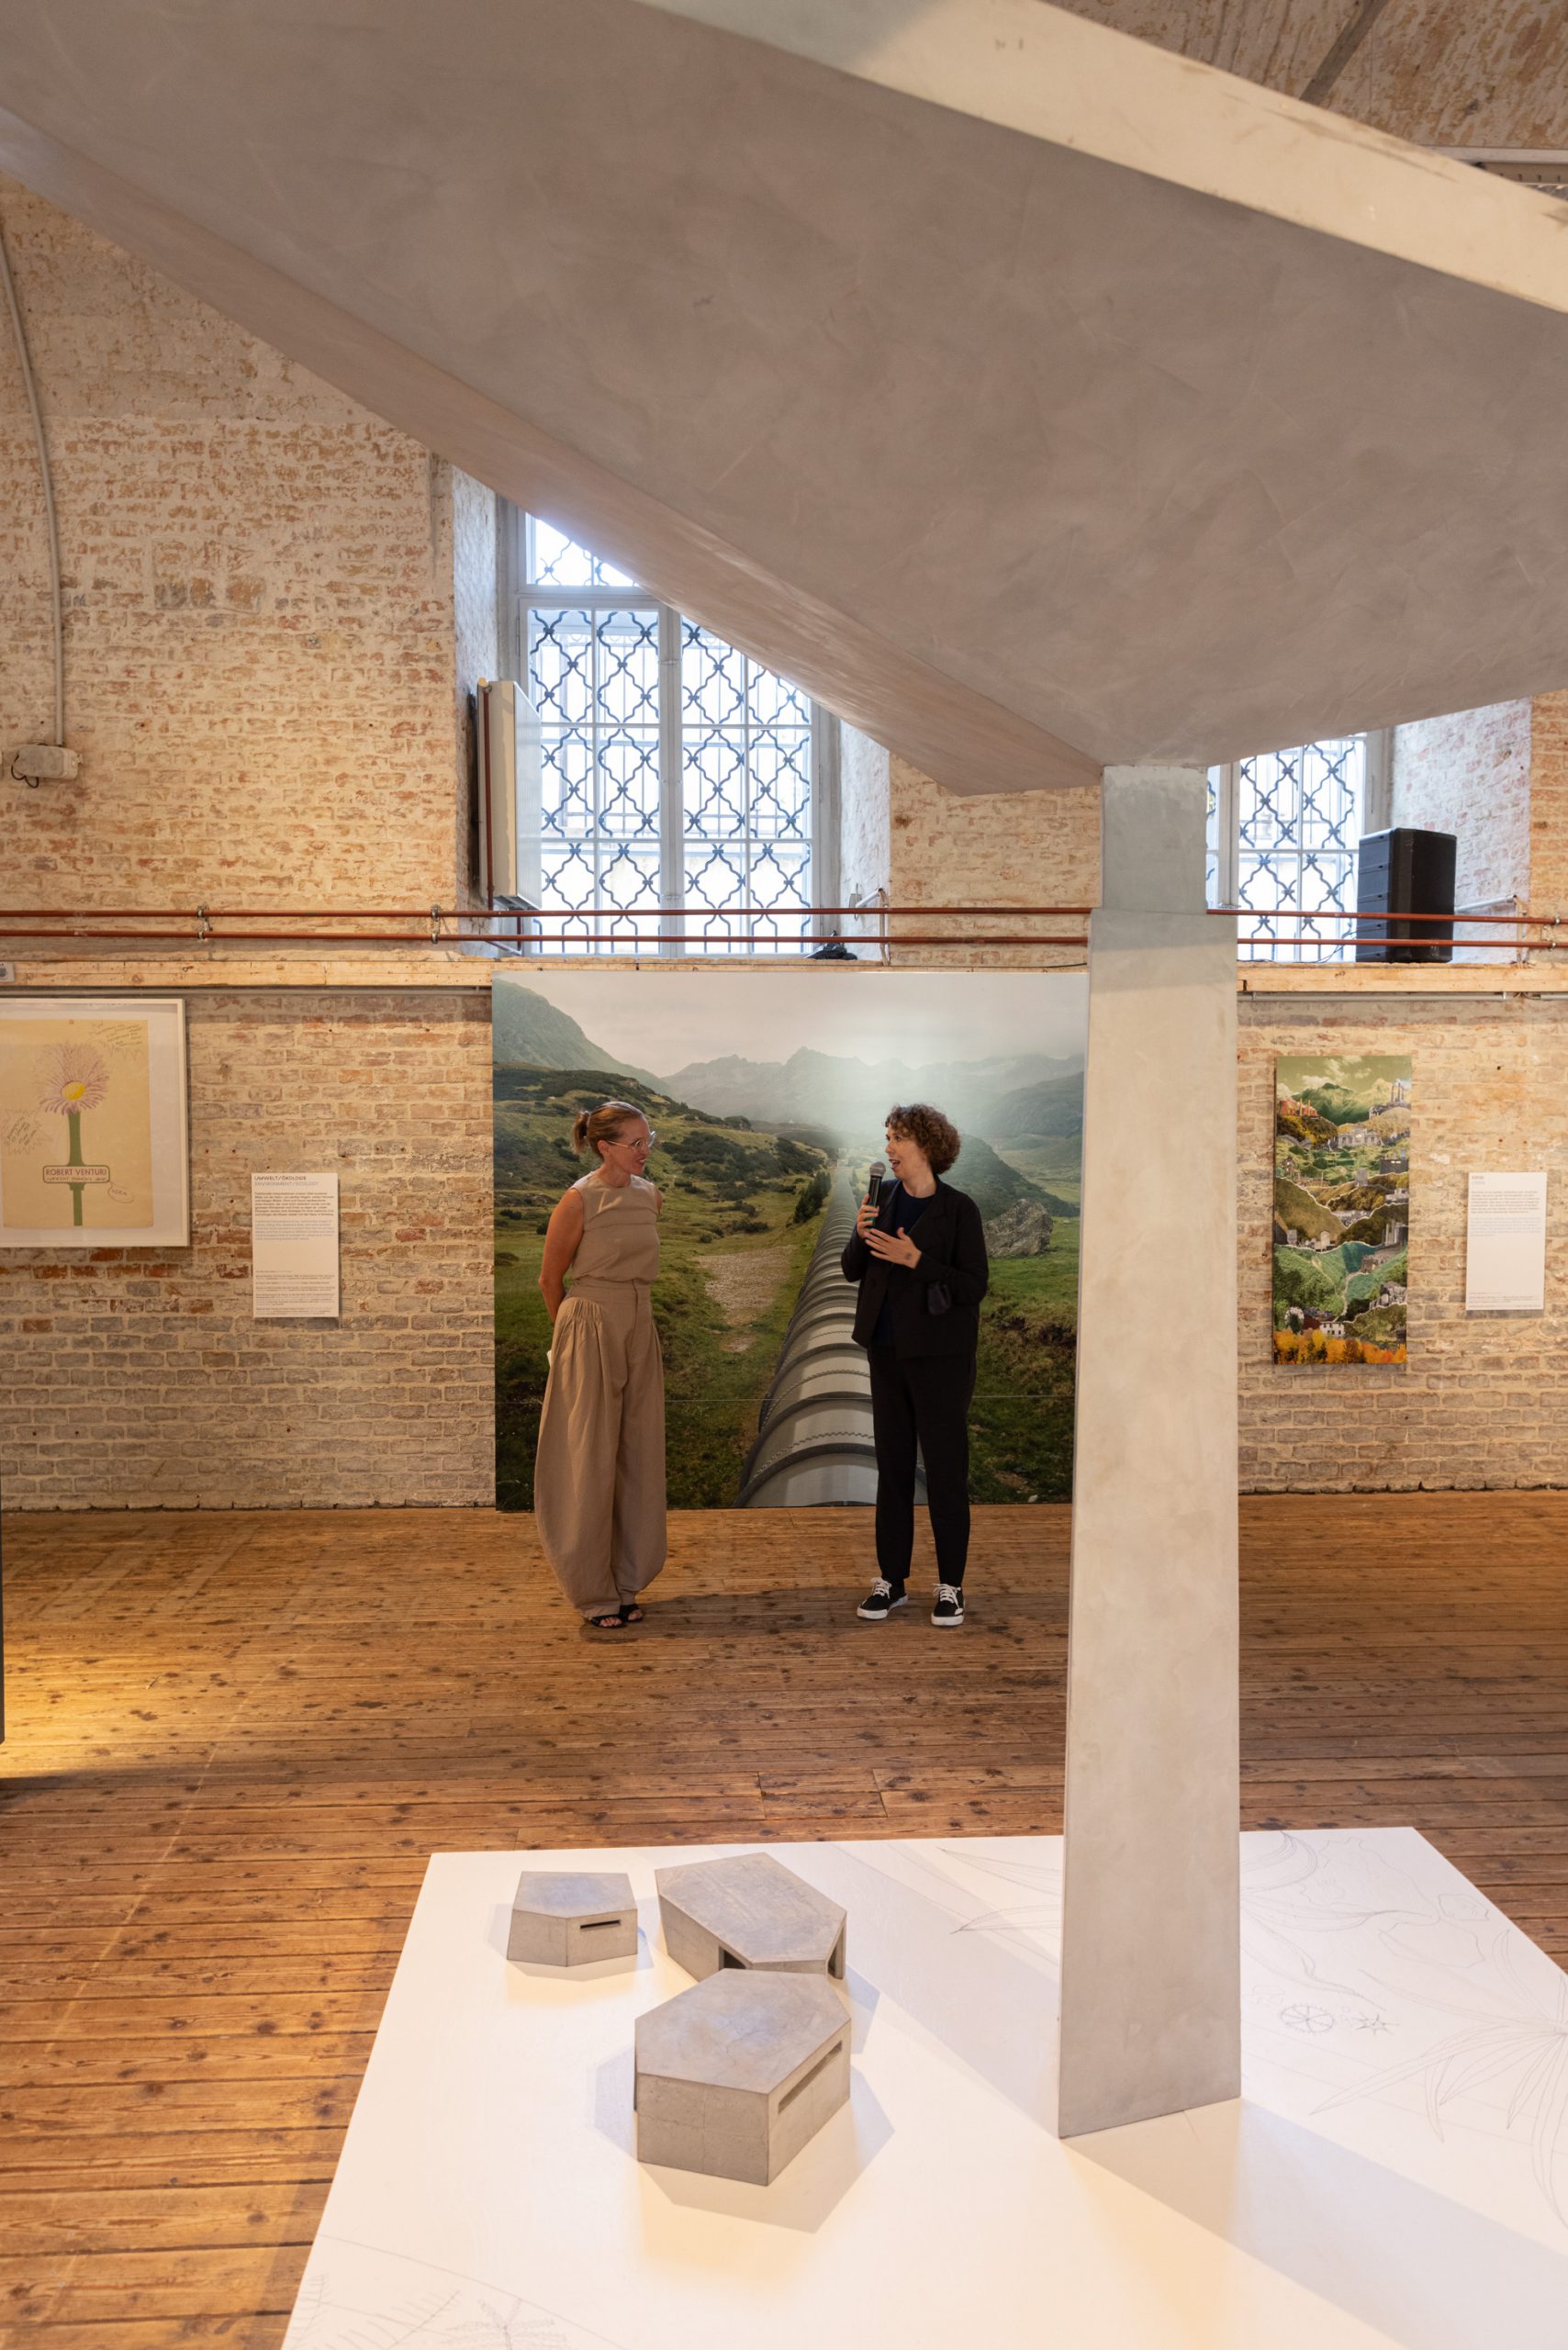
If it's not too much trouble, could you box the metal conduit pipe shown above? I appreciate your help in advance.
[736,1169,926,1508]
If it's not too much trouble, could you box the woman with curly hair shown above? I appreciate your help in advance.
[534,1100,666,1631]
[841,1102,989,1628]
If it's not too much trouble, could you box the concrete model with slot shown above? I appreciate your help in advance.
[655,1851,847,1980]
[633,1968,850,2186]
[506,1868,638,1966]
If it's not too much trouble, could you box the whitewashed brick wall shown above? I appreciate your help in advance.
[7,174,1568,1506]
[0,990,494,1509]
[877,747,1568,1494]
[0,176,465,912]
[887,754,1100,966]
[838,723,890,938]
[1238,991,1568,1490]
[1392,701,1531,908]
[0,184,497,1508]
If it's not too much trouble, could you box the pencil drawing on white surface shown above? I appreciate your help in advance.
[286,2237,629,2350]
[906,1826,1568,2232]
[281,1839,1568,2350]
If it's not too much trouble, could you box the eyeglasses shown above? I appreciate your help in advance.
[613,1131,655,1153]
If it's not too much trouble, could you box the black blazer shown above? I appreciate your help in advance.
[841,1177,989,1360]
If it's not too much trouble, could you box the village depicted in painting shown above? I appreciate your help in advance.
[1272,1054,1411,1365]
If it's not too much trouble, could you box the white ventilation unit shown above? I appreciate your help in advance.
[478,677,543,907]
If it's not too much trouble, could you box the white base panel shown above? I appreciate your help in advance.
[283,1830,1568,2350]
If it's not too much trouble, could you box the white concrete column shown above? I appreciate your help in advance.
[1057,764,1239,2139]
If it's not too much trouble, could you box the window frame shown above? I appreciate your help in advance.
[1208,727,1391,962]
[497,502,840,954]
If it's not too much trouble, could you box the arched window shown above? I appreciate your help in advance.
[501,510,839,954]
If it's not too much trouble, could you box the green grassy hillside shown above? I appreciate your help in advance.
[496,1061,1083,1514]
[495,1064,830,1509]
[970,1228,1080,1501]
[1274,1175,1346,1245]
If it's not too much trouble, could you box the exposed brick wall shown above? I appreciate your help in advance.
[1238,990,1568,1491]
[875,743,1568,1494]
[8,177,1568,1509]
[839,723,890,900]
[887,754,1100,967]
[0,990,494,1509]
[0,185,496,1508]
[0,177,463,914]
[1527,689,1568,916]
[1391,701,1531,908]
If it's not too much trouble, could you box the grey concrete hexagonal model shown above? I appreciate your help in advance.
[507,1868,638,1967]
[635,1969,849,2185]
[655,1852,846,1981]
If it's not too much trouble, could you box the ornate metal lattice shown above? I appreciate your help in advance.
[682,623,812,952]
[527,517,640,593]
[526,605,663,952]
[521,520,818,953]
[1222,737,1366,961]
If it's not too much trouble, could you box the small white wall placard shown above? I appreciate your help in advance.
[252,1171,340,1319]
[1464,1171,1547,1313]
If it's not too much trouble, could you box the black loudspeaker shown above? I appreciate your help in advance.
[1355,826,1457,963]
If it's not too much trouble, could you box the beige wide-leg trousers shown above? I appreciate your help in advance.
[535,1280,666,1618]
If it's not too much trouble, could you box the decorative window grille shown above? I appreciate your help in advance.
[505,513,836,954]
[1209,734,1386,961]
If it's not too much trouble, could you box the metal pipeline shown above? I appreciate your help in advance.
[735,1169,925,1509]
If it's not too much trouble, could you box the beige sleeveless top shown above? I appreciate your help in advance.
[567,1170,660,1289]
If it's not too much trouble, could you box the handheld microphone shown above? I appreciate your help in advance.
[866,1158,885,1209]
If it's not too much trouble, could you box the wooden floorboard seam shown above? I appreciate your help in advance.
[3,1496,1567,2344]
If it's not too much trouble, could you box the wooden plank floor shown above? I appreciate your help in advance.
[3,1493,1567,2346]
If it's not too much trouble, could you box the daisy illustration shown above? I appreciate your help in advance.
[35,1042,112,1227]
[38,1044,110,1116]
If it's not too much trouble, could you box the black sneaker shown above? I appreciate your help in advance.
[857,1578,908,1622]
[931,1583,966,1627]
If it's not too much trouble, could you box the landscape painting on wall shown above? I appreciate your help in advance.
[494,968,1086,1509]
[1272,1054,1411,1365]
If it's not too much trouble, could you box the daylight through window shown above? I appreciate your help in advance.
[510,515,835,954]
[1209,736,1374,961]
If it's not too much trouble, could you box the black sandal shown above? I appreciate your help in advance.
[618,1601,644,1624]
[586,1610,630,1631]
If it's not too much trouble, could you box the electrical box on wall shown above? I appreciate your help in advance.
[478,678,543,908]
[11,744,79,782]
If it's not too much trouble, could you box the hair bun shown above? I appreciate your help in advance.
[572,1100,644,1158]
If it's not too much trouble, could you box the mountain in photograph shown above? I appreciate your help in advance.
[660,1045,1084,1134]
[950,1136,1050,1222]
[492,977,1088,1513]
[492,981,659,1086]
[987,1069,1087,1144]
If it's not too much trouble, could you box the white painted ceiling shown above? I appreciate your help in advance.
[3,0,1568,792]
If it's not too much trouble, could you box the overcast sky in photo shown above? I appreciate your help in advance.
[498,968,1087,1075]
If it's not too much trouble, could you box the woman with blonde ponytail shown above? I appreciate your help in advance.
[533,1099,666,1629]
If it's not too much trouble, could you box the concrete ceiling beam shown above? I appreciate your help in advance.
[2,0,1568,792]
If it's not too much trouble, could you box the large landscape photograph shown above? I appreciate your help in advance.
[494,969,1087,1509]
[1272,1053,1412,1365]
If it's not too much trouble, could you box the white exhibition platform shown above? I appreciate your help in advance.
[282,1831,1568,2350]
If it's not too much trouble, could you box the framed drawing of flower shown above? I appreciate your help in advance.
[0,997,189,1247]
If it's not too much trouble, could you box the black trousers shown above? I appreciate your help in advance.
[867,1344,976,1585]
